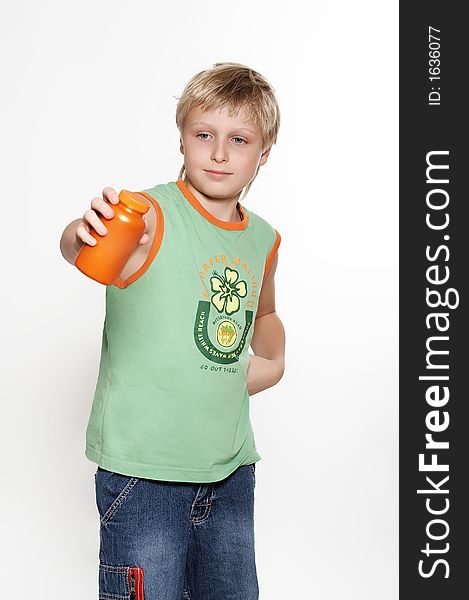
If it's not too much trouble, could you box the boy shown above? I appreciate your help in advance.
[60,62,285,600]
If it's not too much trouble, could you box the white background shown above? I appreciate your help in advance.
[1,1,398,598]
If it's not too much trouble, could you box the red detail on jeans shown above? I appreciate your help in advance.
[128,566,144,599]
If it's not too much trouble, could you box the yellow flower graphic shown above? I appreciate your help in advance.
[210,267,247,315]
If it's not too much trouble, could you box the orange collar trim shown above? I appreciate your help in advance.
[175,179,249,230]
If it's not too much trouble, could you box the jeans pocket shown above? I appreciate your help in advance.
[99,563,144,599]
[95,467,140,527]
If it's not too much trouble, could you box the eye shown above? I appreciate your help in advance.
[232,136,247,144]
[196,132,212,140]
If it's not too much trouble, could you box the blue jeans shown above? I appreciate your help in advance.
[94,463,258,600]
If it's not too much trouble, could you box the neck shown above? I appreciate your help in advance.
[183,177,243,223]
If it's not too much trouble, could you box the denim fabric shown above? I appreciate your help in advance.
[94,462,258,600]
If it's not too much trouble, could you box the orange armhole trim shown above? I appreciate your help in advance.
[113,191,165,289]
[262,229,281,284]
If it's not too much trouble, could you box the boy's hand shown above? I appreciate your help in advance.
[76,186,150,247]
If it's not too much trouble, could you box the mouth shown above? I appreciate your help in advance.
[204,169,233,175]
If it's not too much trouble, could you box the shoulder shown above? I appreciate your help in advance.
[141,180,180,203]
[243,206,281,253]
[242,206,274,229]
[111,182,172,288]
[241,206,281,286]
[243,205,280,233]
[137,180,178,237]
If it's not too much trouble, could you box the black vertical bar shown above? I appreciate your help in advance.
[400,2,467,597]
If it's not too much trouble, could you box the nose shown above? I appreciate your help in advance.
[210,139,229,163]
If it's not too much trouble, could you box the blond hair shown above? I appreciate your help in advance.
[175,62,280,200]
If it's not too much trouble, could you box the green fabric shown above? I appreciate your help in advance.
[85,180,280,482]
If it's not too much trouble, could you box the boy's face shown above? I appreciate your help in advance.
[180,104,270,200]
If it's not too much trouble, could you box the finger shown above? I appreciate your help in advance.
[76,222,97,246]
[102,187,120,205]
[83,209,108,236]
[138,233,149,245]
[91,196,114,219]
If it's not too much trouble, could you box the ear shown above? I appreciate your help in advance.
[179,138,184,155]
[259,146,272,166]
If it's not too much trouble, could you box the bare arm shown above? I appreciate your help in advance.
[248,253,286,396]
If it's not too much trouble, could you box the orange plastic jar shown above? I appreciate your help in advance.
[75,190,150,285]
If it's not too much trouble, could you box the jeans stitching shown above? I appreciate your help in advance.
[190,485,215,525]
[249,463,256,484]
[98,563,131,599]
[100,477,140,527]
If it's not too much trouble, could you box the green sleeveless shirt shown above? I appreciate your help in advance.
[85,179,281,483]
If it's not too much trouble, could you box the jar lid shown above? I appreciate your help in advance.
[118,190,150,214]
